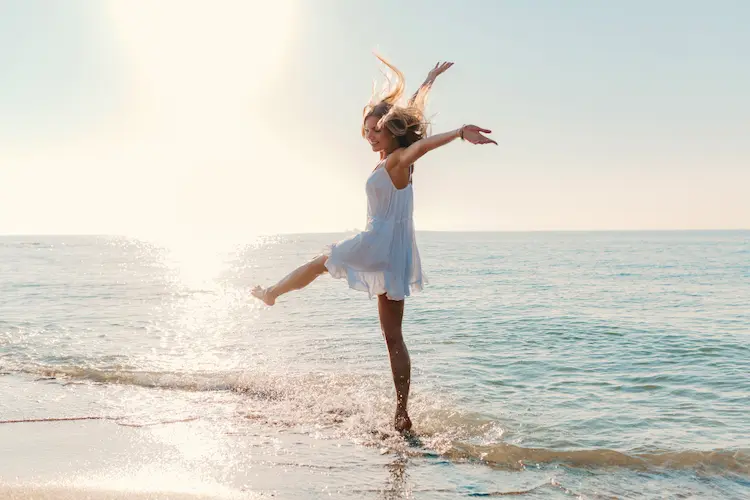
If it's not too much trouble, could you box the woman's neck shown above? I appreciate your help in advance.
[380,142,399,160]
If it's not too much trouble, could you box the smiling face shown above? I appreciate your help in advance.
[363,115,393,153]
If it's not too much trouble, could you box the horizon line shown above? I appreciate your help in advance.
[1,228,748,238]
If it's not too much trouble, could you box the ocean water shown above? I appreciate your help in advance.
[1,231,749,499]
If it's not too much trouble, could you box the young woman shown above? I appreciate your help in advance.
[252,57,496,432]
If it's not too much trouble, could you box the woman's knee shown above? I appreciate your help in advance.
[310,255,328,275]
[378,296,404,340]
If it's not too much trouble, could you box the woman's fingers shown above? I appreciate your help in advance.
[467,125,491,134]
[431,62,454,76]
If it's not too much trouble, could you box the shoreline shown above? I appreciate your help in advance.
[0,486,225,500]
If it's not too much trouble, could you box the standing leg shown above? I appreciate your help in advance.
[252,255,328,306]
[378,294,412,432]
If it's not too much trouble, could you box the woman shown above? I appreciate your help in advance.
[252,57,496,432]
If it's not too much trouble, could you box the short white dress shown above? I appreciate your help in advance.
[325,160,426,301]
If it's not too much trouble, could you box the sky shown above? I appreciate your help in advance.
[1,0,748,238]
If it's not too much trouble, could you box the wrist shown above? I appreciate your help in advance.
[457,126,464,140]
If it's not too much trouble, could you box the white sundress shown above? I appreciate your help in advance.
[325,160,426,301]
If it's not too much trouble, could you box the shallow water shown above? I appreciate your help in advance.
[1,232,749,498]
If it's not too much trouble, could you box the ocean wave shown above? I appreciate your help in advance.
[6,364,748,476]
[437,441,750,474]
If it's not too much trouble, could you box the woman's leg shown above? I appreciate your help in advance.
[252,255,328,306]
[378,294,412,432]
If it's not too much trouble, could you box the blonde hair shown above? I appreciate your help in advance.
[362,54,430,148]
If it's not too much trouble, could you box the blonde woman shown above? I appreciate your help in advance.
[253,58,496,432]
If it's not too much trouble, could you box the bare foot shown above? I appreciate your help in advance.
[394,410,412,433]
[251,286,276,306]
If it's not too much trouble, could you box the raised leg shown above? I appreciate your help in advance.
[378,294,412,433]
[252,255,328,305]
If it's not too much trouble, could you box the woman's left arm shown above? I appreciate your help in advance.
[392,125,496,169]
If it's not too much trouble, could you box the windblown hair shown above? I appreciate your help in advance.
[362,54,431,148]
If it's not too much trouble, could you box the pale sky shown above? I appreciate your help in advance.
[1,0,748,238]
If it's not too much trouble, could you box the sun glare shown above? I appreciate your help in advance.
[100,0,300,240]
[106,0,298,132]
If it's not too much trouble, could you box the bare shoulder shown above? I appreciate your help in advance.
[383,149,412,189]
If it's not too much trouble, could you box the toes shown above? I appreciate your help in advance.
[251,286,275,306]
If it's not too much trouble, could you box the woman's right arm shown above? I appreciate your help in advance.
[409,61,453,105]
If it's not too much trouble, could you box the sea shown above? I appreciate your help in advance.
[1,231,749,499]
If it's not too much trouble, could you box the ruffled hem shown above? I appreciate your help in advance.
[324,244,425,301]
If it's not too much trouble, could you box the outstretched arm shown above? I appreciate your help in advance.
[409,61,453,105]
[390,125,496,171]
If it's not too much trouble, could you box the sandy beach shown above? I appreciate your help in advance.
[1,373,479,499]
[0,486,220,500]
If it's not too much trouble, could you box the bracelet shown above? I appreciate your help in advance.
[458,126,465,141]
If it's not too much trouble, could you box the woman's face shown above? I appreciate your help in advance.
[363,115,392,152]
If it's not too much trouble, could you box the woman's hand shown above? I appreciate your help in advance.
[426,61,453,84]
[460,125,497,145]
